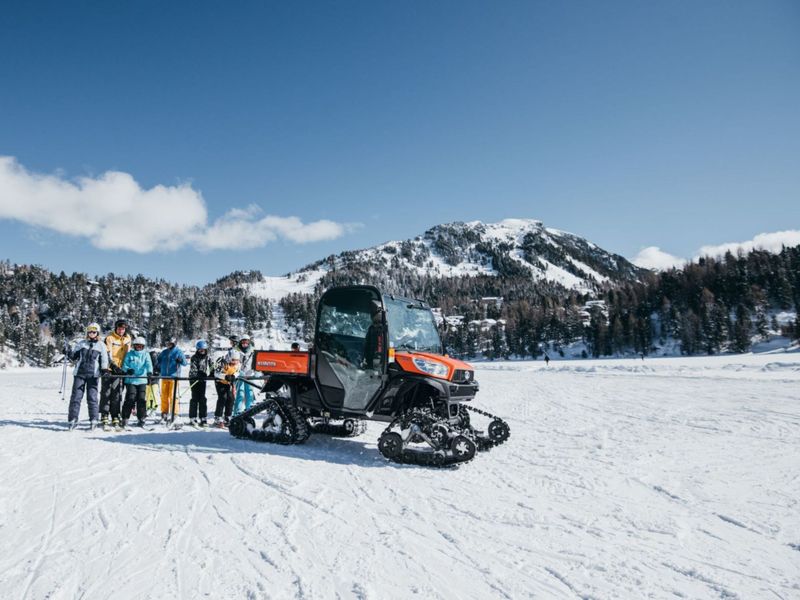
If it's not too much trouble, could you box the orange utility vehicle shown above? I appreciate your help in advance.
[229,285,510,466]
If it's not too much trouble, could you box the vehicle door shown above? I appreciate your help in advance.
[314,287,386,411]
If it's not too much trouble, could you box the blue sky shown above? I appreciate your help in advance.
[0,1,798,283]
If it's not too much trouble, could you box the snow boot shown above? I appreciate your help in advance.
[90,419,99,431]
[137,419,147,428]
[101,416,111,432]
[199,419,208,428]
[68,419,78,431]
[112,418,122,432]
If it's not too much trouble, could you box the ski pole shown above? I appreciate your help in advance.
[171,377,178,423]
[59,337,69,400]
[168,375,199,423]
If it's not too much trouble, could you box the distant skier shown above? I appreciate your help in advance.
[157,337,187,422]
[544,353,550,366]
[213,350,242,427]
[65,323,110,430]
[188,340,213,427]
[120,337,153,428]
[100,318,131,429]
[232,335,255,416]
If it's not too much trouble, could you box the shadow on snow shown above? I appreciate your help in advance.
[92,428,417,469]
[0,418,69,432]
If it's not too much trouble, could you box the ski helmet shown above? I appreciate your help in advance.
[239,334,251,345]
[196,340,208,350]
[114,319,127,330]
[228,350,242,362]
[132,336,146,347]
[86,323,101,335]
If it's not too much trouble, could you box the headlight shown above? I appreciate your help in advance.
[412,357,450,379]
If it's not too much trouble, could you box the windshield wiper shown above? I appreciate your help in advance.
[395,344,440,353]
[395,344,418,352]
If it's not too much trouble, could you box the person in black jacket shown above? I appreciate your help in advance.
[188,340,213,427]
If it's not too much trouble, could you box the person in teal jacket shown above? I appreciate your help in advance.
[121,337,154,427]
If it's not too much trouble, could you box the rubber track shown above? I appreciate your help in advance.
[387,448,473,468]
[378,412,476,468]
[463,405,511,451]
[229,397,309,445]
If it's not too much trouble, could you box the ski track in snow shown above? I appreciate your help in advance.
[1,353,799,599]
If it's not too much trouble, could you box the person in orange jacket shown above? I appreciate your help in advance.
[213,350,241,427]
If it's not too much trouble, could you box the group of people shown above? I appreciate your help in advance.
[65,319,271,431]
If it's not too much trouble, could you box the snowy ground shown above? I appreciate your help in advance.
[1,353,799,599]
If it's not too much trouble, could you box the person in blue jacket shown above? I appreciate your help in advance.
[157,337,187,422]
[121,336,154,427]
[66,322,110,430]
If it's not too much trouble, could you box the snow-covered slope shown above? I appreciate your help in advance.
[2,353,798,599]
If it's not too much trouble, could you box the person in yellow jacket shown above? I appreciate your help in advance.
[213,350,241,427]
[100,318,131,427]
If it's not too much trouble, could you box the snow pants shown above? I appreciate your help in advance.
[100,374,123,420]
[189,378,207,419]
[233,380,254,416]
[214,381,233,419]
[122,384,147,422]
[160,379,178,417]
[68,376,100,421]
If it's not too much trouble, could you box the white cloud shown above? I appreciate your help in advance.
[0,156,358,253]
[695,230,800,260]
[632,246,686,271]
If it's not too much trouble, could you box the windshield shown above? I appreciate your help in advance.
[383,295,443,355]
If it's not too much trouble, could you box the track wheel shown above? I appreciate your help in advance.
[262,405,285,434]
[228,417,248,438]
[378,432,403,459]
[450,435,476,462]
[343,419,360,436]
[487,420,510,444]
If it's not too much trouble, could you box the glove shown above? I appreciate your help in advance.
[126,369,134,375]
[225,374,235,382]
[101,368,110,374]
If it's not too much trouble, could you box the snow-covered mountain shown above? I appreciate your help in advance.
[249,218,646,301]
